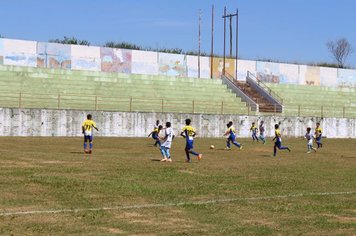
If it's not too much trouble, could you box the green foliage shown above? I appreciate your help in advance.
[313,62,342,68]
[49,36,90,46]
[104,41,142,50]
[186,50,208,56]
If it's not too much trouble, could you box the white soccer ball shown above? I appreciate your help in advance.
[210,145,215,149]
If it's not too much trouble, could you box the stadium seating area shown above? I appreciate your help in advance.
[0,65,248,115]
[267,83,356,118]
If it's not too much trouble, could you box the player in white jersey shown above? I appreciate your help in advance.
[160,122,175,162]
[305,127,317,153]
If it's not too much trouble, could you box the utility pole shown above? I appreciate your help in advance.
[222,8,238,77]
[198,9,201,78]
[210,4,214,79]
[235,8,238,79]
[223,7,226,75]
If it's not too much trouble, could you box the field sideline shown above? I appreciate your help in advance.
[0,137,355,235]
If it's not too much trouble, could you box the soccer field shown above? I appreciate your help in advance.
[0,137,355,235]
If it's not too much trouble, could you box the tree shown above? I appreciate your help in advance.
[326,38,353,68]
[49,36,90,46]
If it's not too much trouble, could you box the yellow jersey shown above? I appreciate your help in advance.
[182,125,195,137]
[226,126,236,135]
[315,127,322,137]
[275,128,281,138]
[250,125,258,132]
[82,119,97,135]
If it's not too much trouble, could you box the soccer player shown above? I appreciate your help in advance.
[160,122,175,162]
[82,114,99,154]
[148,125,163,147]
[180,118,202,162]
[154,120,160,130]
[314,122,323,149]
[259,121,266,144]
[250,122,259,142]
[272,124,291,156]
[305,127,317,153]
[224,121,242,150]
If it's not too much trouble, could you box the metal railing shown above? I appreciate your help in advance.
[247,71,284,105]
[0,91,355,118]
[222,71,259,111]
[0,91,248,115]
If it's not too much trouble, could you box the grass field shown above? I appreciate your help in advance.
[0,136,355,235]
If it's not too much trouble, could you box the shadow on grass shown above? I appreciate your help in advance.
[340,155,356,159]
[70,151,85,154]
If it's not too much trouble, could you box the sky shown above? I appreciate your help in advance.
[1,0,356,67]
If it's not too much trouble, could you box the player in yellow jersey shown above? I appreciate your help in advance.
[224,121,242,150]
[250,122,259,142]
[180,119,202,162]
[148,125,163,147]
[272,124,290,156]
[314,122,323,149]
[82,114,99,154]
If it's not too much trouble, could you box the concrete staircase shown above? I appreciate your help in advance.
[234,81,276,112]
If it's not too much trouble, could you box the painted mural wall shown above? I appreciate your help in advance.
[1,38,356,87]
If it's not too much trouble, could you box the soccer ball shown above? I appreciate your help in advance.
[210,145,215,149]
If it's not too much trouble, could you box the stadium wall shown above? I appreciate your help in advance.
[0,108,355,138]
[0,38,356,87]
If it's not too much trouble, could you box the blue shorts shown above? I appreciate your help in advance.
[84,135,93,142]
[186,140,194,150]
[316,136,322,143]
[228,135,236,142]
[152,133,159,140]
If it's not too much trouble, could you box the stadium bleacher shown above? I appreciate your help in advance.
[0,65,249,115]
[267,83,356,118]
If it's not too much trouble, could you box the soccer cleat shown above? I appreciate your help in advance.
[185,159,191,163]
[307,151,311,154]
[160,158,167,162]
[287,148,291,152]
[224,147,231,150]
[239,145,243,150]
[89,150,92,154]
[198,154,203,161]
[167,158,172,162]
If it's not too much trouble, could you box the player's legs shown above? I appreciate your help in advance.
[231,136,242,149]
[226,138,231,149]
[84,136,88,150]
[186,140,202,161]
[274,141,290,156]
[88,136,93,153]
[316,137,322,148]
[160,146,168,161]
[277,141,290,151]
[84,135,90,153]
[152,134,160,147]
[259,134,266,144]
[165,148,172,162]
[273,142,278,156]
[185,148,191,162]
